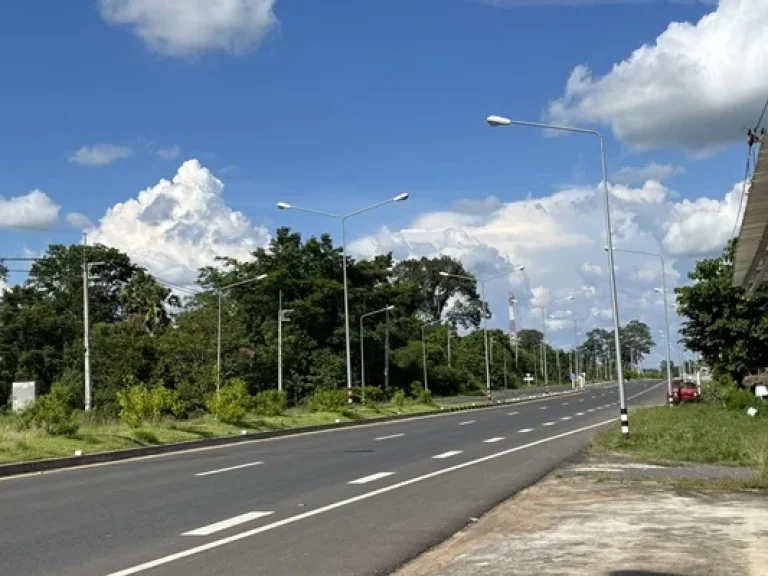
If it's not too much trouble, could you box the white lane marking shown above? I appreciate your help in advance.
[539,406,548,410]
[579,399,584,403]
[561,402,569,406]
[596,406,604,410]
[591,396,596,399]
[107,419,618,576]
[518,428,533,433]
[542,422,555,427]
[484,437,504,443]
[508,411,519,416]
[375,433,404,441]
[459,420,475,426]
[348,472,395,485]
[576,412,585,416]
[433,450,463,459]
[194,462,263,477]
[561,416,572,421]
[182,512,273,536]
[587,408,596,413]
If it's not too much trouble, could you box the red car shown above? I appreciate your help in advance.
[670,379,699,404]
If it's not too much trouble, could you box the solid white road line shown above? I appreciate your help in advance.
[459,420,475,426]
[484,437,504,443]
[182,512,273,536]
[375,433,404,441]
[194,462,263,477]
[348,472,395,485]
[518,428,533,433]
[542,422,555,427]
[433,450,463,459]
[508,411,519,416]
[107,419,618,576]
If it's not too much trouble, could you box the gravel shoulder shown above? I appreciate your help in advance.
[393,457,768,576]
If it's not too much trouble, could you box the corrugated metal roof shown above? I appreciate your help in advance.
[733,142,768,292]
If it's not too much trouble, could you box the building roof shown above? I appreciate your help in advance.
[733,141,768,293]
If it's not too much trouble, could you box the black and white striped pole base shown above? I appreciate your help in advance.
[620,407,629,436]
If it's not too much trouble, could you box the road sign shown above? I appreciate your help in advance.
[523,373,534,384]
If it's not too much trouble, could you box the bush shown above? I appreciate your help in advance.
[352,386,387,405]
[415,388,434,406]
[307,389,348,412]
[206,379,252,424]
[392,389,406,408]
[720,387,767,413]
[409,381,423,398]
[117,385,179,428]
[254,390,287,417]
[17,384,79,436]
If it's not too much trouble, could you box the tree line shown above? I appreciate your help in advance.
[0,227,654,416]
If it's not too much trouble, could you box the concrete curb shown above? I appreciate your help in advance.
[0,384,615,479]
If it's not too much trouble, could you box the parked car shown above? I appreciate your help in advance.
[670,378,699,404]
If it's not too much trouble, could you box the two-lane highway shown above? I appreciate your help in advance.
[0,380,665,576]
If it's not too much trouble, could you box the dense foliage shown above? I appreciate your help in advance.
[0,228,651,415]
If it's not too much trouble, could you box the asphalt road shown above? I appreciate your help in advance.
[0,379,665,576]
[436,380,614,405]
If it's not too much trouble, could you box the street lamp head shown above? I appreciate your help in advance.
[256,274,268,281]
[515,265,525,272]
[567,295,575,300]
[276,202,292,210]
[654,287,663,293]
[486,115,512,127]
[385,305,395,311]
[393,192,409,202]
[439,271,451,278]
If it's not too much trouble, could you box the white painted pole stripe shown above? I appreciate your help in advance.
[458,420,475,426]
[194,462,263,477]
[432,450,463,459]
[518,428,533,433]
[348,472,395,485]
[483,437,504,443]
[182,512,273,536]
[375,433,404,441]
[106,418,620,576]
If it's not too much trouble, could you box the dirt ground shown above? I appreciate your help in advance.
[393,474,768,576]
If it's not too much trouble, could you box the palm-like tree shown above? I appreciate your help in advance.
[119,271,180,336]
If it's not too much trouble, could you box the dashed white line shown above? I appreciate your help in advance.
[561,402,569,406]
[484,437,505,443]
[539,406,548,410]
[591,395,596,399]
[561,416,572,421]
[375,433,404,441]
[518,428,533,433]
[348,472,395,485]
[508,411,519,416]
[576,412,585,416]
[542,422,555,427]
[433,450,463,459]
[194,462,263,477]
[579,399,585,403]
[587,408,596,413]
[183,512,273,536]
[459,420,475,426]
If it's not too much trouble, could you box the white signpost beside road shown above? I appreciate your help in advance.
[12,381,35,412]
[523,373,534,385]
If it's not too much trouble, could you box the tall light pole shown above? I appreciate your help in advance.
[217,274,268,394]
[441,265,525,400]
[278,290,294,394]
[487,114,628,436]
[533,305,548,388]
[82,232,105,412]
[277,193,409,403]
[360,305,395,399]
[611,246,673,403]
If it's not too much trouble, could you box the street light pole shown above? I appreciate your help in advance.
[217,274,268,394]
[487,114,628,436]
[360,305,395,400]
[421,318,442,391]
[440,265,525,402]
[277,194,409,403]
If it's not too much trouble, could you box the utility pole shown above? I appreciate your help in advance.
[384,307,390,391]
[278,290,293,393]
[503,345,508,399]
[82,233,91,412]
[447,330,451,366]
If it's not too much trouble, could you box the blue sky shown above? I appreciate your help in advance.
[0,0,764,364]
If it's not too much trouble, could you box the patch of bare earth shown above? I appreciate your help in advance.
[393,475,768,576]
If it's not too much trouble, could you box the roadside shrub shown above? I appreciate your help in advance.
[415,388,434,406]
[409,381,422,398]
[307,389,347,412]
[352,386,387,405]
[117,385,179,428]
[254,390,287,417]
[720,387,767,413]
[392,389,406,408]
[17,384,79,436]
[206,379,252,424]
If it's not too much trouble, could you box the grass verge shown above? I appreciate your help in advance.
[593,402,768,489]
[0,402,438,465]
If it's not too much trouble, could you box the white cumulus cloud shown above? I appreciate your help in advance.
[89,159,271,286]
[99,0,279,57]
[69,144,133,166]
[546,0,768,154]
[66,212,93,229]
[0,190,60,228]
[614,163,685,185]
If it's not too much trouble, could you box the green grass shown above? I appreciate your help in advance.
[594,403,768,469]
[0,401,439,465]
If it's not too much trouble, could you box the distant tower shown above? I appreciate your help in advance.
[508,293,517,345]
